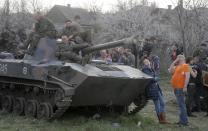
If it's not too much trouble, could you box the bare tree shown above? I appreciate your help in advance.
[140,0,149,6]
[1,0,11,30]
[171,0,208,55]
[29,0,43,13]
[101,0,160,40]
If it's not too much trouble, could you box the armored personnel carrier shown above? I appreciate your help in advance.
[0,37,152,119]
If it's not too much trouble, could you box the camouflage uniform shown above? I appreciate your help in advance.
[61,22,83,44]
[17,28,27,43]
[61,22,82,37]
[56,42,89,63]
[0,30,19,54]
[25,17,56,55]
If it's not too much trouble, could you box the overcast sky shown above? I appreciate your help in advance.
[41,0,178,12]
[0,0,179,12]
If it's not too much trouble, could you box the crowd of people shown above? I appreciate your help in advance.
[104,38,208,126]
[141,43,208,126]
[93,47,136,66]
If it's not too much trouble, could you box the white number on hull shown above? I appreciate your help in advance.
[23,67,28,75]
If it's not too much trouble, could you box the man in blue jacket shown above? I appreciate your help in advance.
[142,58,168,124]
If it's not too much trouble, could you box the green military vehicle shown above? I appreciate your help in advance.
[0,36,152,119]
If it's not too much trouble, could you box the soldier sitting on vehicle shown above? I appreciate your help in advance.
[56,35,89,63]
[60,19,83,45]
[2,30,17,49]
[22,12,57,56]
[0,29,22,58]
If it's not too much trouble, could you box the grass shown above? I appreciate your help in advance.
[0,112,156,131]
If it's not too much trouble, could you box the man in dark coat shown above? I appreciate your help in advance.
[185,57,198,117]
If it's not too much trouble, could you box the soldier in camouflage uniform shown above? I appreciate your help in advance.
[24,12,57,56]
[0,30,14,52]
[0,29,20,55]
[56,35,89,63]
[61,19,83,44]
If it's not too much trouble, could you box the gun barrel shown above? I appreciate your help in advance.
[82,37,140,55]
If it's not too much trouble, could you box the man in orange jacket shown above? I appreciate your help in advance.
[169,55,190,126]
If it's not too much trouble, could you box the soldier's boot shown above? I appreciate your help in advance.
[159,112,169,124]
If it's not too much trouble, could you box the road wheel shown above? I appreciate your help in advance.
[125,94,148,115]
[25,100,38,118]
[13,97,25,115]
[2,95,14,112]
[37,103,53,119]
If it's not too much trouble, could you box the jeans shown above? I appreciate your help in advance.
[153,91,165,115]
[174,89,188,124]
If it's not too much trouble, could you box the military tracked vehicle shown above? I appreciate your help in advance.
[0,37,152,119]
